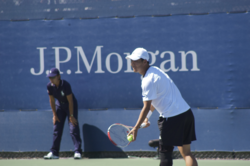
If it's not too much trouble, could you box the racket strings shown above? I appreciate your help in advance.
[109,125,130,147]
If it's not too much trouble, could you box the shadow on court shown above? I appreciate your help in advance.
[82,124,127,158]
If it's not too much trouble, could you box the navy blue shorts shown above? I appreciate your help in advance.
[158,109,196,147]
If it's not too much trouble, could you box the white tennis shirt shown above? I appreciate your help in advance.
[141,66,190,118]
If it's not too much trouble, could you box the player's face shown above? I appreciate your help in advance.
[131,59,144,73]
[49,75,60,85]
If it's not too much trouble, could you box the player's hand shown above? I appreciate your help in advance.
[142,118,151,128]
[127,128,138,142]
[53,115,60,125]
[69,116,78,127]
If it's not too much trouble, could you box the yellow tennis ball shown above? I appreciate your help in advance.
[127,135,133,142]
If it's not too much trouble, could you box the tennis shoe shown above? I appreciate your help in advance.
[44,152,59,159]
[74,152,82,159]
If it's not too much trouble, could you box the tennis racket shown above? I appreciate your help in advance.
[107,122,150,148]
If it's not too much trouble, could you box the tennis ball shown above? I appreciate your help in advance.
[127,135,133,142]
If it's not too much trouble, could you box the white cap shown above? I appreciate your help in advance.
[126,48,149,61]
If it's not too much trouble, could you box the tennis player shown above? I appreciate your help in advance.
[44,68,82,159]
[126,48,198,166]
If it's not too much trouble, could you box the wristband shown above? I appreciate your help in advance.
[70,114,73,117]
[146,111,152,119]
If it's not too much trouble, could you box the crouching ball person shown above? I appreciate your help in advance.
[44,68,82,159]
[127,48,198,166]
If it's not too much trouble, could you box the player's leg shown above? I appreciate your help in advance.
[178,144,198,166]
[68,103,82,157]
[159,144,174,166]
[148,139,160,159]
[69,119,82,155]
[148,139,160,148]
[50,107,67,156]
[178,109,198,166]
[158,117,174,166]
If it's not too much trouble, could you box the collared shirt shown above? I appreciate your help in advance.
[47,79,77,108]
[141,66,190,118]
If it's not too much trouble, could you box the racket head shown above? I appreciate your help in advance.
[107,123,133,148]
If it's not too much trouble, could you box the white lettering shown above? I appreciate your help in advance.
[74,46,105,73]
[179,51,200,71]
[53,47,72,74]
[148,50,159,65]
[30,47,200,75]
[160,51,179,72]
[106,53,123,74]
[30,47,46,75]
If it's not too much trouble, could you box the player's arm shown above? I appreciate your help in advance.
[66,94,74,117]
[134,100,152,129]
[66,94,77,126]
[147,104,156,120]
[150,104,155,112]
[49,95,56,116]
[142,104,155,128]
[49,95,60,124]
[128,100,151,142]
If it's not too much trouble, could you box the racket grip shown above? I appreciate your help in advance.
[140,121,150,128]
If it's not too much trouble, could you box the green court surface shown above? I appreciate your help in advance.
[0,158,249,166]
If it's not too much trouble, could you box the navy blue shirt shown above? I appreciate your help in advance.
[47,79,77,109]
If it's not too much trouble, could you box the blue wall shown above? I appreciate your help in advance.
[1,13,250,110]
[0,13,250,152]
[0,108,250,152]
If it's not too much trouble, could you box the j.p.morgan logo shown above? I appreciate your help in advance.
[30,46,200,75]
